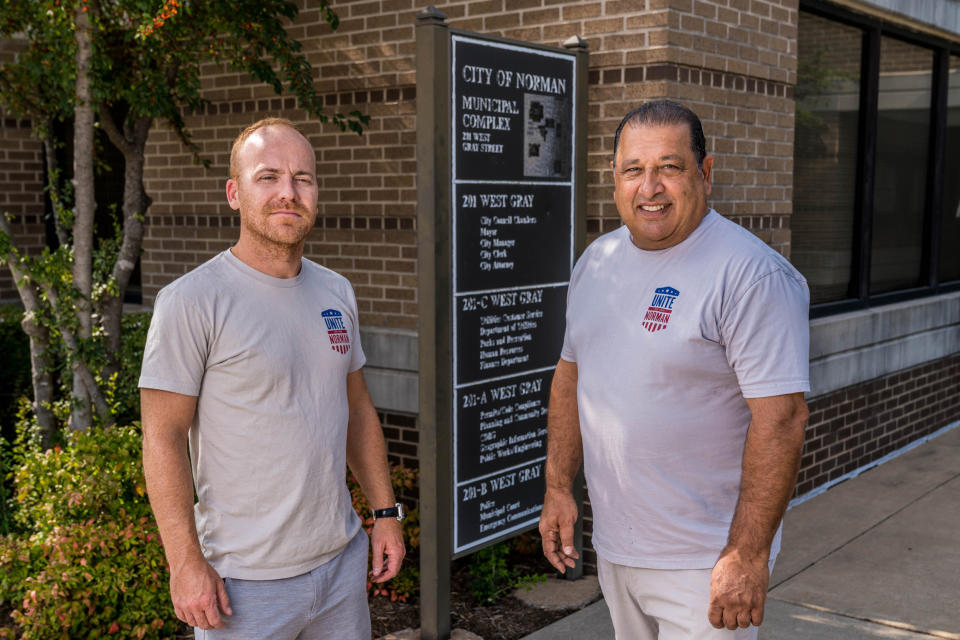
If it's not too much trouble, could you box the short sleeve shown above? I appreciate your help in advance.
[559,258,584,363]
[344,282,366,372]
[138,288,209,396]
[560,304,577,363]
[720,269,810,398]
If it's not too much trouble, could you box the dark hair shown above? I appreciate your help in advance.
[612,100,707,167]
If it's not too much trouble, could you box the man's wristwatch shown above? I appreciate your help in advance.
[372,503,405,522]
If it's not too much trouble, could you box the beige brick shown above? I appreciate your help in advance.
[484,12,520,30]
[521,7,560,23]
[625,10,671,29]
[563,4,601,20]
[583,16,625,35]
[693,0,718,19]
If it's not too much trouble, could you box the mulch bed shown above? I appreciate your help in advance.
[370,548,594,640]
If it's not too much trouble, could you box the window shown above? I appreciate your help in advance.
[792,12,862,304]
[942,56,960,283]
[793,4,958,314]
[871,37,933,294]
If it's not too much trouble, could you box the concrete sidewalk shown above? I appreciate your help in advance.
[521,424,960,640]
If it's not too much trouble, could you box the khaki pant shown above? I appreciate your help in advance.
[597,555,761,640]
[196,530,370,640]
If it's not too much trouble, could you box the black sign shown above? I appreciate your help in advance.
[456,369,552,480]
[456,286,566,385]
[455,184,571,292]
[457,461,546,550]
[454,40,573,181]
[451,34,576,553]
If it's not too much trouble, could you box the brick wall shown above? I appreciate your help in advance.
[0,116,45,302]
[380,410,421,505]
[796,355,960,496]
[139,0,800,323]
[580,0,798,255]
[140,92,419,327]
[381,409,419,471]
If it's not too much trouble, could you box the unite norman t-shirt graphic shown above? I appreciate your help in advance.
[642,286,679,332]
[322,308,351,354]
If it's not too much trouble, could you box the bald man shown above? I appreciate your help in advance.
[140,118,404,640]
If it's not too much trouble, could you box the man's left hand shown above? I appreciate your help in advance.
[369,518,405,582]
[708,546,769,630]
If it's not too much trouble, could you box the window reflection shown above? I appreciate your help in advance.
[870,37,933,294]
[941,56,960,284]
[792,12,863,304]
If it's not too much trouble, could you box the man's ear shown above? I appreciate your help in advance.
[610,159,616,197]
[700,155,714,196]
[225,178,241,211]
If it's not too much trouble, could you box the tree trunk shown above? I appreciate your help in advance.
[69,2,96,430]
[0,216,57,446]
[41,130,70,247]
[21,316,56,448]
[39,282,113,427]
[98,112,152,382]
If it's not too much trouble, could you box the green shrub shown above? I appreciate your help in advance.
[0,305,31,437]
[113,312,151,427]
[2,517,173,640]
[0,423,177,640]
[347,465,421,603]
[0,308,151,438]
[467,535,548,604]
[11,424,151,535]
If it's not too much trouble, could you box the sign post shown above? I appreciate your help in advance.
[417,7,587,638]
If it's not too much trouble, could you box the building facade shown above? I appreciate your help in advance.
[2,0,958,570]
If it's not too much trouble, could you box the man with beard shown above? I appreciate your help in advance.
[140,118,404,639]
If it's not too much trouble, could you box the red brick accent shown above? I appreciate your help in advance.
[381,410,419,470]
[380,410,419,505]
[795,355,960,497]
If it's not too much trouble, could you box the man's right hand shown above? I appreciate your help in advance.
[170,556,233,630]
[538,487,580,573]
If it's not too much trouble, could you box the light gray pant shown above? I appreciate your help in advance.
[196,530,370,640]
[597,555,761,640]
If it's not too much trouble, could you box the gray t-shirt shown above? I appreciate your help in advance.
[139,250,365,580]
[561,211,810,569]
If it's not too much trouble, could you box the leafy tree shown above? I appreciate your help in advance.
[0,0,366,444]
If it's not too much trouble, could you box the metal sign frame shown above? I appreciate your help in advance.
[416,8,587,639]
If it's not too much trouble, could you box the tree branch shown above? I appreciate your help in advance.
[0,215,43,314]
[0,67,45,117]
[0,214,58,443]
[97,104,135,156]
[41,129,70,246]
[39,281,113,427]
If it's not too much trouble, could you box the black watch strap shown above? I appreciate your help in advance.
[373,503,405,522]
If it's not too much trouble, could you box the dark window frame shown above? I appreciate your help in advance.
[800,0,960,318]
